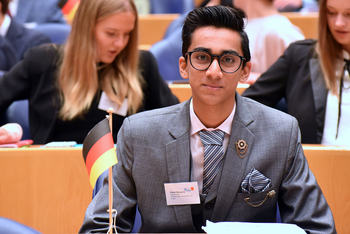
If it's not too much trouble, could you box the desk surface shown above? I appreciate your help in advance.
[0,144,349,234]
[0,147,91,233]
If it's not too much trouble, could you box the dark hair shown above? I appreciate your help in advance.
[0,0,9,15]
[182,5,250,68]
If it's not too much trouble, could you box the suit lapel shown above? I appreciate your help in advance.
[211,94,255,221]
[165,100,196,232]
[5,20,23,58]
[309,58,328,143]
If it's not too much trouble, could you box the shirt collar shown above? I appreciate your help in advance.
[0,14,11,37]
[190,99,236,136]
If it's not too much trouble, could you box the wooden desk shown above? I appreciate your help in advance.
[0,147,91,234]
[0,145,349,233]
[139,14,179,48]
[281,12,319,39]
[303,144,350,234]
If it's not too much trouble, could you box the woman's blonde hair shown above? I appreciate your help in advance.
[58,0,143,120]
[316,0,342,95]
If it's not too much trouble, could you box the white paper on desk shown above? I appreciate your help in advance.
[43,141,77,147]
[202,220,306,234]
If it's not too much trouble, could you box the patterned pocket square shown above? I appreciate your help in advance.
[241,167,271,194]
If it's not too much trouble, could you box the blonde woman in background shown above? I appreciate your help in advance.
[0,0,178,144]
[243,0,350,145]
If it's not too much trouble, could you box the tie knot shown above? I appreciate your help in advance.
[343,59,350,76]
[344,59,350,65]
[199,130,225,146]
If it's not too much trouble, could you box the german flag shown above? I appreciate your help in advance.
[83,118,117,188]
[60,0,80,24]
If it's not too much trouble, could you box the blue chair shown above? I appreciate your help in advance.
[149,0,194,14]
[33,23,71,44]
[6,100,30,140]
[276,205,282,223]
[0,217,41,234]
[93,170,142,233]
[150,32,184,82]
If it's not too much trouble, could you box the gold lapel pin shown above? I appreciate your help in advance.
[235,139,248,159]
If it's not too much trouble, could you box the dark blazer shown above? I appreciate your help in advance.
[0,36,17,73]
[14,0,66,25]
[0,44,179,144]
[5,19,51,60]
[242,39,327,144]
[80,95,336,233]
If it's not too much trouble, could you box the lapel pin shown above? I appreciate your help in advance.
[235,139,248,159]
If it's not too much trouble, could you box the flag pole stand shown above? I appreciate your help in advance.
[107,108,114,234]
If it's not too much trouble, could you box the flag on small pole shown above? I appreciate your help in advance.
[83,108,117,233]
[82,116,117,189]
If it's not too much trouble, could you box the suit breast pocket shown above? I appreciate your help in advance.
[236,188,276,208]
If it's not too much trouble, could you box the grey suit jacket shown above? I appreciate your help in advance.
[80,94,336,233]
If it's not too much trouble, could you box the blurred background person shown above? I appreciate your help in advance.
[0,35,16,74]
[274,0,319,12]
[233,0,305,83]
[243,0,350,146]
[9,0,66,28]
[0,0,51,60]
[0,35,16,128]
[0,0,178,144]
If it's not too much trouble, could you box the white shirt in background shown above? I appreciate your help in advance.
[322,51,350,146]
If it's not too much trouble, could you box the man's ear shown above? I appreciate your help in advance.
[239,61,251,83]
[179,56,189,80]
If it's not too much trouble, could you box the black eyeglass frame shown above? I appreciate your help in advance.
[185,50,246,73]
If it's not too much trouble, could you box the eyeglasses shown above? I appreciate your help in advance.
[186,50,246,73]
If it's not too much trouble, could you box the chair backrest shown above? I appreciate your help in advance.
[6,100,30,140]
[149,0,194,14]
[33,23,71,44]
[149,27,184,82]
[0,217,41,234]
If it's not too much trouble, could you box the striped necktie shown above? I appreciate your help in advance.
[199,130,225,194]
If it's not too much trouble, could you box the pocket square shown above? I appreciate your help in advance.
[241,167,271,194]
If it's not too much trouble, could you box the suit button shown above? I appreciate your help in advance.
[205,203,213,210]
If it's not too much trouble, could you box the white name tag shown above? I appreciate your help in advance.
[98,92,128,116]
[164,182,200,205]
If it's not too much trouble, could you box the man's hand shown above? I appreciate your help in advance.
[0,123,23,144]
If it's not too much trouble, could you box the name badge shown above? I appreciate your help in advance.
[98,92,128,116]
[164,182,200,205]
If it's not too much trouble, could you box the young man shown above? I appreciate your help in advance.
[80,6,336,233]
